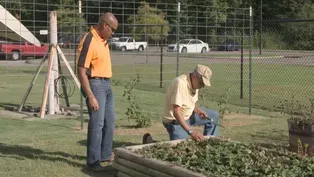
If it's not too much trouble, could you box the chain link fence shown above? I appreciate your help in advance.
[253,20,314,112]
[5,0,312,119]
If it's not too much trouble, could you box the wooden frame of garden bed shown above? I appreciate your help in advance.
[113,136,229,177]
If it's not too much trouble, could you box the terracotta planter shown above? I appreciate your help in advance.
[288,119,314,156]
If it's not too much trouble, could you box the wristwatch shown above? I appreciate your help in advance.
[187,129,193,135]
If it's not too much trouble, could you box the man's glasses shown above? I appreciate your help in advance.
[107,24,116,33]
[103,21,116,33]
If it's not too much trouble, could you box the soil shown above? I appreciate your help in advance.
[73,112,262,135]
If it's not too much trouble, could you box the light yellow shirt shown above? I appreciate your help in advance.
[162,74,198,123]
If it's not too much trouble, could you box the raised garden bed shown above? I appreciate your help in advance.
[113,136,314,177]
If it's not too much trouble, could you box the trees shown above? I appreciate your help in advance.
[282,3,314,50]
[57,7,87,36]
[127,1,170,41]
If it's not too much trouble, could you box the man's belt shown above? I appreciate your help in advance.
[88,76,110,80]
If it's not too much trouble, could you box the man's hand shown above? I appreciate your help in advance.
[196,109,207,119]
[190,131,205,142]
[88,96,99,111]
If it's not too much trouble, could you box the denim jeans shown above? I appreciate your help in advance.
[163,107,219,140]
[86,79,115,165]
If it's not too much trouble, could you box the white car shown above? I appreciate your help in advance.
[167,39,209,53]
[110,37,147,52]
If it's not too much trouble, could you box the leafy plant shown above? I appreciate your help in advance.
[217,88,231,120]
[123,74,151,128]
[136,138,314,176]
[127,1,170,41]
[278,96,314,126]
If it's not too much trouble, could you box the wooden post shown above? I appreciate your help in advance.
[57,45,80,88]
[18,48,49,112]
[48,11,59,114]
[112,163,151,177]
[114,148,206,177]
[39,46,56,118]
[116,172,132,177]
[116,157,172,177]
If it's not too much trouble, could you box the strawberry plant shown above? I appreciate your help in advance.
[136,138,314,176]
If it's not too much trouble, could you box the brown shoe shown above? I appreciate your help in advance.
[100,153,115,162]
[87,163,107,172]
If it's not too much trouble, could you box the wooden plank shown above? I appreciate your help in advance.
[112,162,150,177]
[116,157,172,177]
[18,49,49,112]
[116,171,132,177]
[114,148,206,177]
[125,136,229,151]
[56,45,80,88]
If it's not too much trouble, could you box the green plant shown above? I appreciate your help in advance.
[136,138,314,176]
[111,79,122,86]
[217,88,231,120]
[278,96,314,126]
[123,74,151,128]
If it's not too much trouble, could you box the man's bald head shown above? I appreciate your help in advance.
[95,12,118,40]
[98,12,118,30]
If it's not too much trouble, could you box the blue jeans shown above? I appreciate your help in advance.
[163,107,219,140]
[85,79,115,165]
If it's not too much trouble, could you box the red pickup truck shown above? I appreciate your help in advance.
[0,41,48,60]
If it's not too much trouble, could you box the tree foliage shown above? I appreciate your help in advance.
[127,1,170,41]
[282,2,314,50]
[2,0,314,49]
[57,8,87,35]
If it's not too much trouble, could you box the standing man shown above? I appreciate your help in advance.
[143,64,220,144]
[77,12,118,171]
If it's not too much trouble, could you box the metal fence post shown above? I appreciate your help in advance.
[249,7,253,115]
[176,2,180,77]
[259,0,263,55]
[160,25,164,88]
[79,0,84,130]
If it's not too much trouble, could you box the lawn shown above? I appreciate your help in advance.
[0,61,313,115]
[0,58,298,177]
[0,111,289,177]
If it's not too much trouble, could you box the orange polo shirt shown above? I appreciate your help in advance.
[77,26,112,78]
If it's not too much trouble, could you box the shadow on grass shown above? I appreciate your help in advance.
[0,102,20,111]
[0,143,85,167]
[81,165,116,177]
[77,140,139,148]
[78,140,139,177]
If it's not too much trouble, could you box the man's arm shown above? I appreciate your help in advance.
[77,32,99,111]
[193,104,207,119]
[194,104,201,114]
[173,104,204,141]
[78,67,94,99]
[173,105,191,132]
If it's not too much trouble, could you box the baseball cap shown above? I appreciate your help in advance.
[194,64,212,86]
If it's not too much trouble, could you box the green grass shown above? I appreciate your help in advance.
[0,112,289,177]
[0,58,297,177]
[112,51,280,58]
[1,61,313,116]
